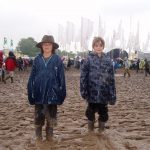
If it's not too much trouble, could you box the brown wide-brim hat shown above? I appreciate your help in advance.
[36,35,59,49]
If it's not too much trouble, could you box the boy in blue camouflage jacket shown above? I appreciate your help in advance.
[80,37,116,132]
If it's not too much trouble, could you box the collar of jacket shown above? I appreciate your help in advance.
[38,53,56,68]
[89,52,106,58]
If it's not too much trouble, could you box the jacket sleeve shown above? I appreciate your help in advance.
[27,59,36,105]
[58,59,66,104]
[80,58,89,100]
[108,61,116,105]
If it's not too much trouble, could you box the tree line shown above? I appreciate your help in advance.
[16,37,85,58]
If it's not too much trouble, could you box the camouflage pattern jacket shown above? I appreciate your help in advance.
[80,52,116,104]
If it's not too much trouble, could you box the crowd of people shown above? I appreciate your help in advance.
[61,53,150,78]
[112,57,150,77]
[0,51,33,84]
[0,50,149,85]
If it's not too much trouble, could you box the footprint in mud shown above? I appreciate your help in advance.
[95,134,117,150]
[74,132,117,150]
[124,142,138,150]
[35,139,57,150]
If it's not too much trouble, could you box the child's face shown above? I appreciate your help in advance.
[93,41,104,54]
[42,43,53,53]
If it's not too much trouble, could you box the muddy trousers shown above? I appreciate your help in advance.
[35,104,57,140]
[124,68,130,77]
[35,104,57,126]
[85,103,108,122]
[0,69,5,83]
[85,103,108,132]
[5,76,13,83]
[5,71,15,83]
[145,69,150,76]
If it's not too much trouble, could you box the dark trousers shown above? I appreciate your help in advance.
[0,69,5,82]
[35,104,57,127]
[85,103,108,122]
[145,69,150,76]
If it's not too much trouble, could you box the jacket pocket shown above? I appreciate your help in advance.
[52,86,62,100]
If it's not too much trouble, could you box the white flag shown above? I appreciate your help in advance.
[81,17,94,50]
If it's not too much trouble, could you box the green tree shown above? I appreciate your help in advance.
[76,51,88,58]
[56,50,76,58]
[16,37,39,57]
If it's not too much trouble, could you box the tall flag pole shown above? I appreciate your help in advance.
[66,21,75,52]
[81,17,93,51]
[58,24,65,50]
[134,21,140,52]
[10,39,13,51]
[143,33,150,52]
[98,15,105,37]
[3,37,7,49]
[128,16,132,57]
[11,39,13,46]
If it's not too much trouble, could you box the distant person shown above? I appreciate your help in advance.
[75,56,80,69]
[123,57,131,77]
[23,58,29,71]
[0,51,5,83]
[80,37,116,133]
[80,58,85,66]
[27,35,66,143]
[112,59,117,73]
[0,51,3,69]
[29,58,33,67]
[136,59,140,73]
[139,59,145,71]
[144,58,150,76]
[5,51,17,83]
[67,58,72,68]
[17,57,24,71]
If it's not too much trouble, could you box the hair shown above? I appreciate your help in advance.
[8,51,16,60]
[9,51,15,57]
[92,37,105,49]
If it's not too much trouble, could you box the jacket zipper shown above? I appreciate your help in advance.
[42,55,53,68]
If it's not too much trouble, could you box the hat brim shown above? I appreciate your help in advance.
[36,42,59,49]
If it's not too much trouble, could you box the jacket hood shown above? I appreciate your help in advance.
[88,52,106,57]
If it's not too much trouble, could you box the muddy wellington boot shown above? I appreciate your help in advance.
[2,72,6,84]
[98,121,105,132]
[46,127,53,141]
[10,77,13,83]
[88,120,94,133]
[5,76,10,83]
[2,77,6,84]
[35,126,42,143]
[5,76,10,80]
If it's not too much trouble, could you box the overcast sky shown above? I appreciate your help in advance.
[0,0,150,49]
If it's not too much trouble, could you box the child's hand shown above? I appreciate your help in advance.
[82,95,88,100]
[109,101,115,105]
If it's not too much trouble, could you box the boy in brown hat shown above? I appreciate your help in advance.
[80,37,116,133]
[27,35,66,142]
